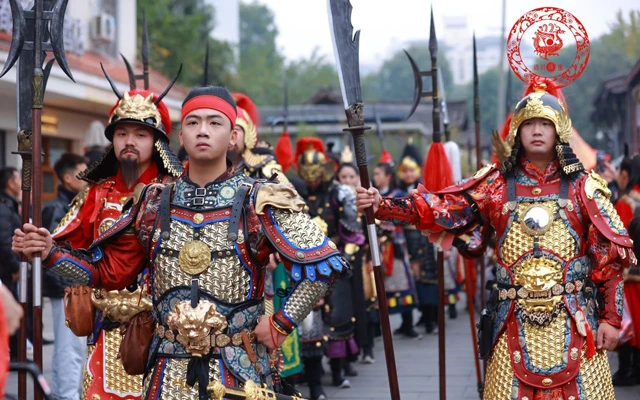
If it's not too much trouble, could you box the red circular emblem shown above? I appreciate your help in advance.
[507,7,590,88]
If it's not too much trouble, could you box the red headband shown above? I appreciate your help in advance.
[181,95,237,128]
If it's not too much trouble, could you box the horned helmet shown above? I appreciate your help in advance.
[79,64,183,183]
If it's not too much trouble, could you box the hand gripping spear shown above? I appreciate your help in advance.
[327,1,401,399]
[0,1,74,399]
[404,8,453,400]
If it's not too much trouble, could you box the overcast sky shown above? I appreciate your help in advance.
[261,0,639,68]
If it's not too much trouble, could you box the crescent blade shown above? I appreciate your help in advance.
[0,0,26,78]
[327,0,362,109]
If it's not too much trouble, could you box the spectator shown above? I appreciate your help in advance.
[0,167,23,362]
[42,153,88,400]
[0,167,21,290]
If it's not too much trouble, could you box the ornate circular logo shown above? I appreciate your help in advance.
[507,7,589,88]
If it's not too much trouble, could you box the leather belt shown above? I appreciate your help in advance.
[496,279,584,302]
[155,325,257,348]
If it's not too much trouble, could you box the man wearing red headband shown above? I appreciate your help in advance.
[21,85,350,399]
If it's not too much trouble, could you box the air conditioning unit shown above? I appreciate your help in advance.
[90,13,116,43]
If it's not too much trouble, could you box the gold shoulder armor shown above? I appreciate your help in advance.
[52,186,89,235]
[584,170,611,200]
[473,163,496,180]
[242,150,270,170]
[254,183,305,215]
[261,159,290,184]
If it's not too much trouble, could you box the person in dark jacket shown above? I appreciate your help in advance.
[0,167,23,362]
[0,167,21,290]
[42,153,88,400]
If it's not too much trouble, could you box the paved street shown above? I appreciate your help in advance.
[5,297,640,399]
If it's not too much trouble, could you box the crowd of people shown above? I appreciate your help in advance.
[0,67,638,400]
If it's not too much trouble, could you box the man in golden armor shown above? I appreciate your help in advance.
[14,71,182,399]
[229,93,290,185]
[356,78,636,399]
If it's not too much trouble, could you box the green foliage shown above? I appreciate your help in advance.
[361,44,454,103]
[285,49,339,104]
[137,0,234,87]
[602,10,640,59]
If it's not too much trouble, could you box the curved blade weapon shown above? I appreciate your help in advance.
[327,1,401,399]
[1,2,74,399]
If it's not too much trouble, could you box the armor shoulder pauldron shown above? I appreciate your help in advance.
[257,204,349,282]
[435,163,498,195]
[88,183,162,249]
[254,182,305,215]
[579,173,633,249]
[52,185,90,235]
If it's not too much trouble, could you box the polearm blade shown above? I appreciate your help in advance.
[327,1,401,399]
[1,2,75,398]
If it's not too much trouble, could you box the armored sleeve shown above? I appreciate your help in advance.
[376,167,501,236]
[578,175,636,328]
[43,184,160,291]
[255,183,349,334]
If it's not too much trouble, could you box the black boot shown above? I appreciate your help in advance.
[415,306,428,326]
[633,347,640,385]
[448,303,458,319]
[344,361,358,377]
[613,344,636,386]
[330,358,351,388]
[304,357,327,400]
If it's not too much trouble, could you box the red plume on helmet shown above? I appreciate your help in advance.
[275,131,294,173]
[233,93,260,126]
[379,149,393,165]
[522,77,567,115]
[294,137,326,163]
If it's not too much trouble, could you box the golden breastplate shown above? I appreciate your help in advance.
[153,218,250,303]
[500,200,578,315]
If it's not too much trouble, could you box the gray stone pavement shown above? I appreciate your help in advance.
[5,298,640,399]
[296,298,640,399]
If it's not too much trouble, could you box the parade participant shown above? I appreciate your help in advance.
[356,78,635,399]
[373,162,420,339]
[229,93,290,185]
[397,142,438,333]
[14,70,183,399]
[19,85,349,400]
[293,138,363,396]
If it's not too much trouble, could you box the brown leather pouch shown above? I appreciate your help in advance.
[118,310,156,375]
[63,285,95,337]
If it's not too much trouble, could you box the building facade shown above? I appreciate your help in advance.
[0,0,183,200]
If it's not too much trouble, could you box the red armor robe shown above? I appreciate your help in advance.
[376,158,636,399]
[52,163,170,400]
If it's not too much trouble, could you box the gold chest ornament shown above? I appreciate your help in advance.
[178,240,211,275]
[503,200,576,318]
